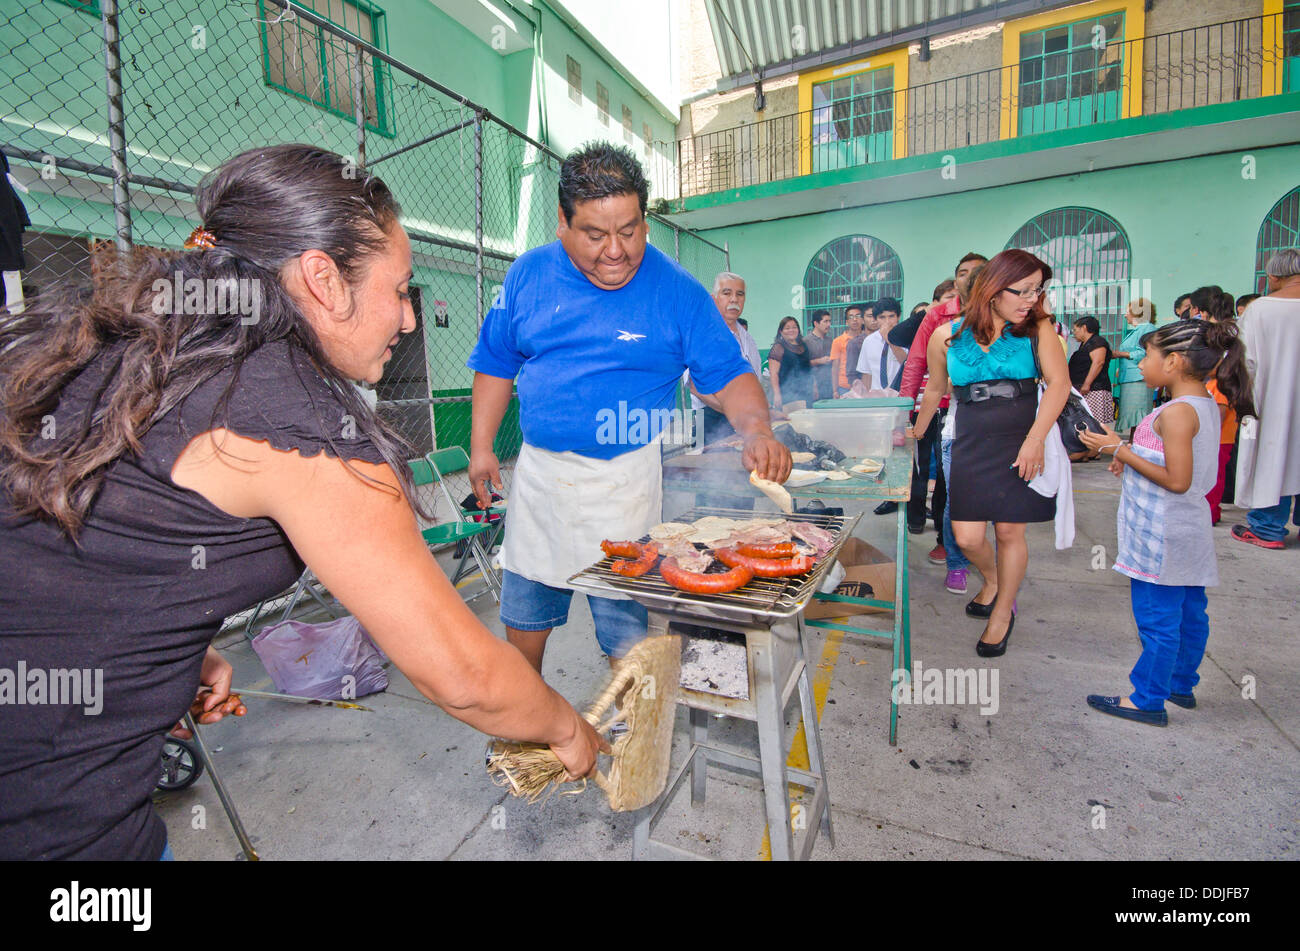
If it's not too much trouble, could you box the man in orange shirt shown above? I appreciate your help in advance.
[829,305,865,397]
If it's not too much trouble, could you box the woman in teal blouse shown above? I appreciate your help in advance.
[910,249,1071,657]
[1114,298,1157,434]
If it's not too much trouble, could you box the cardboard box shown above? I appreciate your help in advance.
[802,537,897,619]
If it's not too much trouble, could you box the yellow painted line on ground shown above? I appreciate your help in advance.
[758,625,846,860]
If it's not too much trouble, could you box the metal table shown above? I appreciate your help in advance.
[661,436,914,745]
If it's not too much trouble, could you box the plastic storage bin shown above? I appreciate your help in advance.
[787,399,910,458]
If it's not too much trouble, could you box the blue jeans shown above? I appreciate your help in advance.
[500,569,648,658]
[940,437,970,570]
[1246,495,1298,542]
[1127,579,1210,711]
[160,841,174,861]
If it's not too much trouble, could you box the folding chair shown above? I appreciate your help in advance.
[243,567,340,639]
[409,450,502,603]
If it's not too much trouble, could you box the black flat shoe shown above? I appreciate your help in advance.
[1168,692,1196,709]
[1086,694,1168,726]
[966,594,996,618]
[874,501,899,515]
[975,614,1013,657]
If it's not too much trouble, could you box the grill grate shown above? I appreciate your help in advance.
[568,506,861,624]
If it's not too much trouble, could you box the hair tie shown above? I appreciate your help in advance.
[183,227,216,250]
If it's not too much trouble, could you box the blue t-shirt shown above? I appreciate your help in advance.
[468,241,754,459]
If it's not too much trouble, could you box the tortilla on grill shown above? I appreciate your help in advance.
[749,471,793,514]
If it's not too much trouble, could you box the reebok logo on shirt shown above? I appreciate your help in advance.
[616,330,646,342]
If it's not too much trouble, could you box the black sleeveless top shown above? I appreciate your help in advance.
[0,340,385,859]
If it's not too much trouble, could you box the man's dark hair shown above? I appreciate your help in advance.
[737,317,748,329]
[559,142,649,224]
[845,304,863,316]
[812,309,831,322]
[1236,293,1260,310]
[1174,293,1192,313]
[874,297,902,318]
[957,252,988,272]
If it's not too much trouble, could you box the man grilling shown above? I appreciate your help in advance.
[467,143,791,672]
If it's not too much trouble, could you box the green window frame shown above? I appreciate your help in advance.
[1005,207,1132,346]
[258,0,395,138]
[1255,186,1299,294]
[595,82,609,125]
[1018,11,1124,134]
[1284,0,1300,93]
[51,0,101,13]
[810,67,895,168]
[801,234,903,334]
[566,55,582,104]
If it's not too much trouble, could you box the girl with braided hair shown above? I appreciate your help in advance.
[1078,319,1254,726]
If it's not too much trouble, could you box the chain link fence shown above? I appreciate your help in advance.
[1,0,727,481]
[1,0,727,627]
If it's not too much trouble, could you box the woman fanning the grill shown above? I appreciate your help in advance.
[0,145,604,860]
[908,250,1070,657]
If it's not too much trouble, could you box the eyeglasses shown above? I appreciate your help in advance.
[1001,285,1045,300]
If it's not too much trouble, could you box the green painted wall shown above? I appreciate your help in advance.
[698,144,1300,347]
[527,2,675,193]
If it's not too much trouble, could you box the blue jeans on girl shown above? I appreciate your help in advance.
[1128,578,1210,711]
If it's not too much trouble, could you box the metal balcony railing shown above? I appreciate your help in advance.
[675,13,1294,198]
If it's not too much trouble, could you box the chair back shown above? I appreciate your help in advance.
[425,447,474,521]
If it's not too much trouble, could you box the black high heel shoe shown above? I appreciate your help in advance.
[966,594,997,618]
[976,614,1014,658]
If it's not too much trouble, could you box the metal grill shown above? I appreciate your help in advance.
[568,507,861,624]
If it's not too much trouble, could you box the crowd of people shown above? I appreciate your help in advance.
[1,137,1296,859]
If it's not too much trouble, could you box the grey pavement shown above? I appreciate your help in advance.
[155,462,1298,860]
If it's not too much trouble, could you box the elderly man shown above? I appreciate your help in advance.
[1232,249,1300,549]
[468,144,790,671]
[689,271,761,443]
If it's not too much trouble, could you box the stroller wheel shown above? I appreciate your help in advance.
[157,736,204,791]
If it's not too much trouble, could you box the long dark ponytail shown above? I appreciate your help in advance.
[1140,319,1255,418]
[0,144,424,537]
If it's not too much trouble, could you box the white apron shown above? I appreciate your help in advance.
[501,439,663,595]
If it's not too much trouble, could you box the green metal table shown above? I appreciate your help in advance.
[790,439,913,745]
[660,434,915,745]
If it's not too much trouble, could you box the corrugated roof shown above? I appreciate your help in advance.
[703,0,1068,89]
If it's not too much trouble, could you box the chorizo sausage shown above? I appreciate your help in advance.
[601,540,643,559]
[659,557,754,594]
[735,541,799,559]
[605,541,659,577]
[715,547,815,578]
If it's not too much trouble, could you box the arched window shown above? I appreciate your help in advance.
[1256,186,1300,294]
[802,234,903,331]
[1005,207,1132,345]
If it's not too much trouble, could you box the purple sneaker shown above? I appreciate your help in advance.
[945,569,968,594]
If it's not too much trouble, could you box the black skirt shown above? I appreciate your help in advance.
[949,391,1056,523]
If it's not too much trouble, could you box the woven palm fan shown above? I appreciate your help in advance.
[486,633,681,811]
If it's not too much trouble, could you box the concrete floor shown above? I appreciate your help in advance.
[156,463,1298,860]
